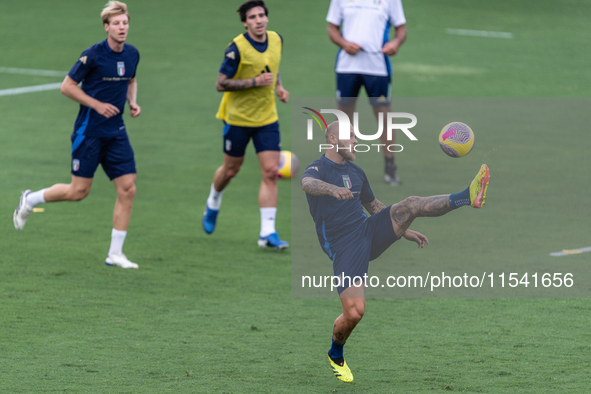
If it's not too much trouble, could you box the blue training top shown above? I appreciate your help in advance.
[302,155,376,250]
[68,40,140,137]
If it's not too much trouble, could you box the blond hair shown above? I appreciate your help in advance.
[101,1,129,24]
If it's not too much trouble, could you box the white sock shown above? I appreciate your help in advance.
[260,207,277,237]
[207,183,224,210]
[27,189,46,208]
[108,229,127,256]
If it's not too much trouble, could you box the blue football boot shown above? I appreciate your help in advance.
[258,232,289,250]
[202,206,219,234]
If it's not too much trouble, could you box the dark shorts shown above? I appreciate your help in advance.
[70,132,136,180]
[329,206,398,294]
[223,121,281,157]
[336,73,391,107]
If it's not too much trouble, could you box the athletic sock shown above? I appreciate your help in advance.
[385,155,396,174]
[329,339,345,363]
[108,229,127,256]
[449,186,471,209]
[207,183,224,210]
[27,189,46,208]
[260,207,277,237]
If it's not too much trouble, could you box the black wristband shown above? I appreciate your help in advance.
[252,77,256,87]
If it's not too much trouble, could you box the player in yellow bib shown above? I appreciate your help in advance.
[202,0,290,249]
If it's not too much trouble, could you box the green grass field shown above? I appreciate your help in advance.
[1,0,591,392]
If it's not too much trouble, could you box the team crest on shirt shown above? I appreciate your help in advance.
[342,175,352,189]
[117,62,125,76]
[72,159,80,172]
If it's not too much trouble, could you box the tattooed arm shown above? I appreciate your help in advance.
[363,198,386,216]
[362,198,387,216]
[301,177,354,200]
[216,72,274,92]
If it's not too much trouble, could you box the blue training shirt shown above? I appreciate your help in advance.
[68,40,140,137]
[302,155,376,249]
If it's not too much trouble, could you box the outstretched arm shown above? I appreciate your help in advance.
[301,177,353,200]
[216,72,274,92]
[362,198,387,216]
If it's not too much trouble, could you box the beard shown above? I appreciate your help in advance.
[337,141,356,162]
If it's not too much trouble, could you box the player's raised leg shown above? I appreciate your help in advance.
[203,154,244,234]
[389,164,490,238]
[328,284,365,383]
[14,176,93,230]
[256,150,288,249]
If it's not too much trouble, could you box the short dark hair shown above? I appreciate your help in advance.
[237,0,268,22]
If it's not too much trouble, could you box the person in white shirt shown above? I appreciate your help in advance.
[327,0,407,185]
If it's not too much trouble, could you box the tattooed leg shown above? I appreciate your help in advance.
[389,195,453,238]
[333,286,365,344]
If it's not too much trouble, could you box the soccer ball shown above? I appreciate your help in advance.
[277,150,299,179]
[438,122,475,158]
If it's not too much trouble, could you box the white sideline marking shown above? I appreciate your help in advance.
[394,62,484,75]
[550,246,591,257]
[0,82,62,97]
[0,67,67,77]
[445,28,514,39]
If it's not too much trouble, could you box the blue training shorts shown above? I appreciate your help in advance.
[222,121,281,157]
[70,132,136,180]
[336,73,391,107]
[329,205,399,294]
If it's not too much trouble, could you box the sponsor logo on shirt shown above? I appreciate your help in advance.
[79,56,87,65]
[226,51,236,60]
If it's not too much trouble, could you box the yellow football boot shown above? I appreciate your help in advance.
[469,164,490,208]
[328,354,353,383]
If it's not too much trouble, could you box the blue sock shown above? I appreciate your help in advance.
[328,339,345,360]
[449,186,470,209]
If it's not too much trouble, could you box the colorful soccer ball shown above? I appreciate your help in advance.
[438,122,475,158]
[277,151,299,179]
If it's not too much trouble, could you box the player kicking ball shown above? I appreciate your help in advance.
[13,1,141,269]
[301,121,490,382]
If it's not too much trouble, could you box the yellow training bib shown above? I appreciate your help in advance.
[216,31,282,127]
